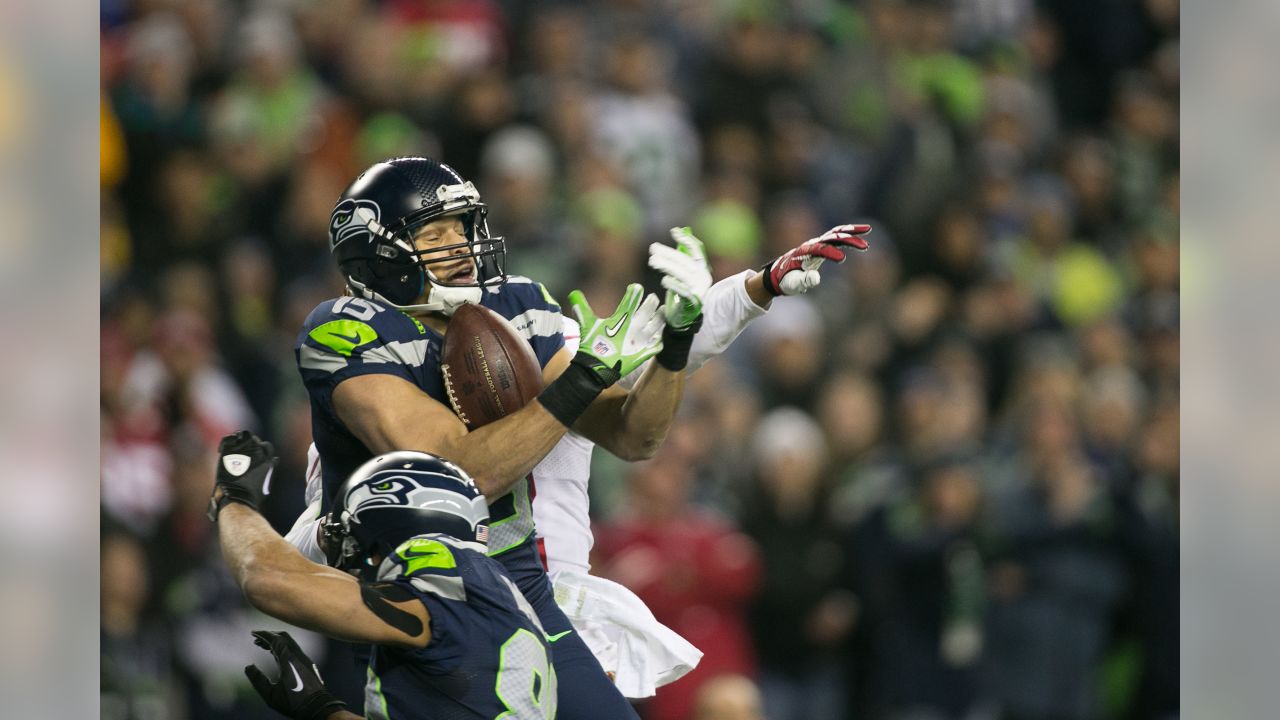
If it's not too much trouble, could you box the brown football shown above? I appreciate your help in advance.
[441,303,545,429]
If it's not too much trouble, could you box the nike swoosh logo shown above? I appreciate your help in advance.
[605,315,628,337]
[402,548,442,559]
[329,331,365,345]
[288,663,304,692]
[545,630,572,643]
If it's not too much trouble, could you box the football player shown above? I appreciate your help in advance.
[287,211,873,696]
[293,157,706,718]
[210,431,558,719]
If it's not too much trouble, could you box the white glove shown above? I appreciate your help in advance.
[648,227,713,329]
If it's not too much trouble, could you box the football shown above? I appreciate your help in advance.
[441,303,545,429]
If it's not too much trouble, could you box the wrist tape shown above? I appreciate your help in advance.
[537,352,617,427]
[759,261,784,296]
[655,314,703,371]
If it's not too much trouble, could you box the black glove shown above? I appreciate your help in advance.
[208,430,278,521]
[244,631,347,720]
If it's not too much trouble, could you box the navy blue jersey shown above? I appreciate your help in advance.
[295,278,564,560]
[364,534,557,720]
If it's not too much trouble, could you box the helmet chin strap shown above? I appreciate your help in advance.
[347,270,481,317]
[415,281,482,316]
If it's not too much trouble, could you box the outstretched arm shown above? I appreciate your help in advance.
[620,224,872,386]
[571,357,687,461]
[218,504,431,647]
[570,229,711,460]
[210,432,431,649]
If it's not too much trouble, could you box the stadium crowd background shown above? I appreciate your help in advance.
[99,1,1179,719]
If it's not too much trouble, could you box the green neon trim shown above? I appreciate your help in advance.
[485,529,535,558]
[394,538,457,574]
[367,665,390,719]
[537,282,559,309]
[309,319,378,356]
[399,311,427,335]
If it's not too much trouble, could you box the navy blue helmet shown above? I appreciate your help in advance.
[328,157,506,314]
[322,451,490,579]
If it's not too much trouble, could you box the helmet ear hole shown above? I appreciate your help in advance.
[343,257,425,306]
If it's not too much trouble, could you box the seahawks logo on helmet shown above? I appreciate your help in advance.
[329,198,386,251]
[344,467,487,532]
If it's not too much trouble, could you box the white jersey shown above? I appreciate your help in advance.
[286,270,767,696]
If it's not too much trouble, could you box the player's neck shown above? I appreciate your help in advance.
[417,311,449,334]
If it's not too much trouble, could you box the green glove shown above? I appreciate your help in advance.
[648,227,713,330]
[567,283,665,382]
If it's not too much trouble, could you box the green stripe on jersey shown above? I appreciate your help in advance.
[537,282,559,309]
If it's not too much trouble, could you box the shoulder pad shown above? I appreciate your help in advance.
[299,296,429,356]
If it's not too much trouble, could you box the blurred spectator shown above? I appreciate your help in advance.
[849,460,987,720]
[1079,364,1147,486]
[742,408,854,720]
[1123,400,1179,720]
[981,400,1132,720]
[514,6,591,111]
[1004,189,1125,327]
[692,181,763,281]
[692,674,766,720]
[1059,135,1121,249]
[209,11,327,181]
[595,443,762,720]
[741,296,825,411]
[571,185,647,309]
[116,308,256,447]
[436,67,518,180]
[593,33,701,235]
[101,529,182,720]
[480,124,572,291]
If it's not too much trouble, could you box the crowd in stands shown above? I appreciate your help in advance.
[100,1,1179,718]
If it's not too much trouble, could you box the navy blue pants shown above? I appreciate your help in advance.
[499,542,640,720]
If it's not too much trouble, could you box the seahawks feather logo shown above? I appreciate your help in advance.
[329,198,384,250]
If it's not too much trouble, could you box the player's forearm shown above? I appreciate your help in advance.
[219,503,300,596]
[218,504,359,633]
[448,352,629,499]
[583,364,685,461]
[327,711,364,720]
[744,270,773,309]
[687,270,771,373]
[441,400,570,501]
[618,271,769,391]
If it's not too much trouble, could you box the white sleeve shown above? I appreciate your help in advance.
[619,270,767,389]
[302,443,323,506]
[283,443,326,564]
[283,500,326,564]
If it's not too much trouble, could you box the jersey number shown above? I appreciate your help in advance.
[333,296,384,321]
[495,628,556,719]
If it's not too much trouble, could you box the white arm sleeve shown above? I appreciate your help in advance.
[283,444,326,564]
[283,500,325,564]
[620,269,767,390]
